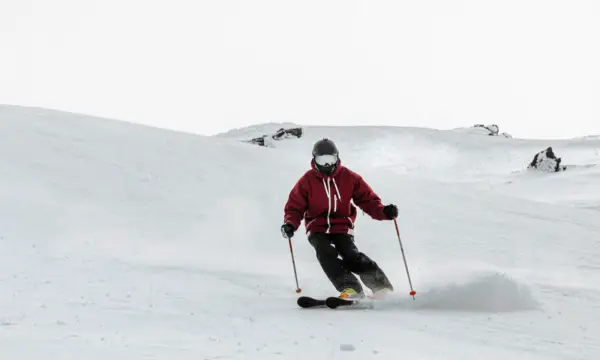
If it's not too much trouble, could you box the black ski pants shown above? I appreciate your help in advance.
[308,232,393,294]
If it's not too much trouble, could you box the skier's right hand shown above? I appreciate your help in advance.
[281,223,295,239]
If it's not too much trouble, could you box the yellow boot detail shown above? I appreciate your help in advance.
[339,288,359,299]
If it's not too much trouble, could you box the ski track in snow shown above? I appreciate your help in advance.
[2,106,600,359]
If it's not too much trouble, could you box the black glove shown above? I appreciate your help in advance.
[383,204,398,219]
[281,223,295,239]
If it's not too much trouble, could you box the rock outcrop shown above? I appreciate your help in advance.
[245,127,303,147]
[473,124,513,138]
[528,147,567,172]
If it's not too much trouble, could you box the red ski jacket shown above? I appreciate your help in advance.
[284,160,388,235]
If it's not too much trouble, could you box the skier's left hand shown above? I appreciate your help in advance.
[383,204,398,219]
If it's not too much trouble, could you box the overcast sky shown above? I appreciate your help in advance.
[1,0,599,139]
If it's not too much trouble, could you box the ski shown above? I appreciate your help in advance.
[297,295,377,309]
[297,296,326,308]
[325,296,354,309]
[325,296,376,309]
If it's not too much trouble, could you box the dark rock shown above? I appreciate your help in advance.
[272,127,303,140]
[528,147,567,172]
[246,136,267,147]
[245,127,303,147]
[474,124,512,138]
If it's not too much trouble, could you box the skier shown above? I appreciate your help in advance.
[281,138,398,300]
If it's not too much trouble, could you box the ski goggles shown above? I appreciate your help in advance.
[315,154,338,166]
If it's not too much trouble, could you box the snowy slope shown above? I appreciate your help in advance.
[2,105,600,359]
[218,122,600,209]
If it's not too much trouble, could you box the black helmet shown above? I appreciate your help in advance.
[312,138,338,156]
[312,138,339,175]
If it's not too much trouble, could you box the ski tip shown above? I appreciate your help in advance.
[297,296,326,308]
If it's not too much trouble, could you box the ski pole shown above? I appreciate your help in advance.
[287,237,302,293]
[393,218,417,299]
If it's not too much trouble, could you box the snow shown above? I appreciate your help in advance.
[2,105,600,359]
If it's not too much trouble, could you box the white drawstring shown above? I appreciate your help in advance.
[322,178,332,233]
[332,177,341,202]
[322,176,344,234]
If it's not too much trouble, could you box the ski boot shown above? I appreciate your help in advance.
[325,288,367,309]
[338,288,365,300]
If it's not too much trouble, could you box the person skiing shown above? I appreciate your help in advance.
[281,138,398,300]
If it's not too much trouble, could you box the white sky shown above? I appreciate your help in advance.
[1,0,599,139]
